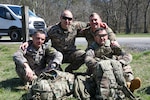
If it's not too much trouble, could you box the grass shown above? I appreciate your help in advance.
[131,50,150,99]
[116,33,150,37]
[0,44,25,100]
[0,43,150,99]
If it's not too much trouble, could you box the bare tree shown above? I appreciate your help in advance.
[118,0,137,34]
[133,0,139,33]
[101,0,120,33]
[0,0,150,33]
[143,0,150,33]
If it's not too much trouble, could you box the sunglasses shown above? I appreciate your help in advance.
[62,16,73,21]
[95,33,108,37]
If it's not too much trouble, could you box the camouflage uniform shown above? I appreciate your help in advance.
[13,42,63,83]
[47,21,87,73]
[79,26,116,47]
[85,40,134,82]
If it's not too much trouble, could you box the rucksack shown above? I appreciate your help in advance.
[26,69,75,100]
[74,75,96,100]
[93,59,138,100]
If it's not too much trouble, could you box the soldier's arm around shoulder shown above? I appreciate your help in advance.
[73,21,88,29]
[47,23,60,39]
[77,26,91,37]
[73,21,89,36]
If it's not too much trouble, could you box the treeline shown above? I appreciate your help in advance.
[1,0,150,34]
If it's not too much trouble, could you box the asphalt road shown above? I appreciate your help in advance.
[75,37,150,51]
[117,37,150,51]
[0,37,150,51]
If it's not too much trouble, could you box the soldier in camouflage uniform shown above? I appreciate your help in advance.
[47,10,88,73]
[20,11,117,73]
[85,28,141,92]
[13,30,63,84]
[79,12,119,48]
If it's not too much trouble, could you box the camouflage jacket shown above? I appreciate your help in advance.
[79,26,116,47]
[13,42,63,70]
[85,40,132,66]
[47,21,87,54]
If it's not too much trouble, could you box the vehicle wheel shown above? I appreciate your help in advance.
[10,29,21,41]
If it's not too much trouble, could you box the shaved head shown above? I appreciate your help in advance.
[60,10,73,29]
[61,10,73,18]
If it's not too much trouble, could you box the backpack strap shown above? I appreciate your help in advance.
[95,60,118,99]
[110,60,140,100]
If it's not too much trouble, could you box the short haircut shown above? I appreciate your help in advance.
[94,27,105,35]
[33,30,46,36]
[89,12,101,18]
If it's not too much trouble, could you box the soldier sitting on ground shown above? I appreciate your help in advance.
[85,27,141,93]
[13,30,63,87]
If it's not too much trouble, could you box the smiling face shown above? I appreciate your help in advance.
[89,13,102,32]
[32,31,46,49]
[60,10,73,30]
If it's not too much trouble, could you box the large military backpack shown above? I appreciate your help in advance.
[26,69,75,100]
[93,59,138,100]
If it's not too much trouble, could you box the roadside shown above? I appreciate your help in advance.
[75,37,150,52]
[1,36,150,52]
[117,37,150,51]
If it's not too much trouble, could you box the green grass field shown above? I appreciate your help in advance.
[116,33,150,37]
[0,43,150,100]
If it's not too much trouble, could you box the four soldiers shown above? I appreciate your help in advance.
[13,9,141,99]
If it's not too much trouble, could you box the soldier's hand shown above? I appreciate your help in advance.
[45,63,57,72]
[25,67,36,81]
[111,41,120,47]
[24,63,36,81]
[20,42,29,51]
[100,22,108,29]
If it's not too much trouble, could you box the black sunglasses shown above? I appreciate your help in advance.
[96,34,108,37]
[62,16,73,21]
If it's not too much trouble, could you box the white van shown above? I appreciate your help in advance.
[0,4,47,41]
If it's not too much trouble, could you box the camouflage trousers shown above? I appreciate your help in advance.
[122,65,134,82]
[63,49,85,73]
[15,64,44,84]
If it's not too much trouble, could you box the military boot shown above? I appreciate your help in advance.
[129,77,141,92]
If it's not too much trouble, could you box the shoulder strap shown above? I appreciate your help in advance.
[110,60,139,100]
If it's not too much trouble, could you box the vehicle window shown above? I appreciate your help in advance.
[0,7,13,20]
[0,7,5,18]
[8,6,37,17]
[28,10,36,17]
[8,6,21,16]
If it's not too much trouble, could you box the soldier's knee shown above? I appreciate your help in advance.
[123,65,133,73]
[75,50,85,57]
[124,72,134,82]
